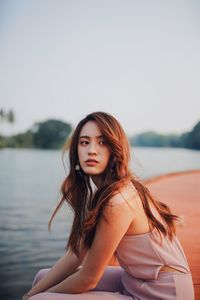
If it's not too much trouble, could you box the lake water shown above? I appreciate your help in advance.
[0,147,200,300]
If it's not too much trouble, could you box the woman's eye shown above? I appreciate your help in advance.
[80,141,89,145]
[79,140,105,145]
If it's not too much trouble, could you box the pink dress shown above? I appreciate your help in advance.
[28,229,194,300]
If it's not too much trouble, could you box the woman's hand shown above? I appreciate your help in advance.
[22,292,32,300]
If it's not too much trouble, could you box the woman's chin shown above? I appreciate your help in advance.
[82,166,103,176]
[85,170,101,176]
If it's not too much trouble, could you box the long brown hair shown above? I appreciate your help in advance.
[48,112,178,257]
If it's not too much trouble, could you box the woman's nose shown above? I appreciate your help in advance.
[88,143,97,155]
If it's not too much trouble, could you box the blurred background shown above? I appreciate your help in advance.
[0,1,200,299]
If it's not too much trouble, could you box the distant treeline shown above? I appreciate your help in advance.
[0,118,200,150]
[0,119,72,149]
[130,120,200,150]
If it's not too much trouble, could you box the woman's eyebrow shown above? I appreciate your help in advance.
[79,135,103,139]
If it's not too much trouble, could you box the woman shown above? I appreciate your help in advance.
[22,112,194,300]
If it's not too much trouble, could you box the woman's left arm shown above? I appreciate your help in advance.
[46,194,134,294]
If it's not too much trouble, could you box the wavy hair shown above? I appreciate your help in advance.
[48,112,178,257]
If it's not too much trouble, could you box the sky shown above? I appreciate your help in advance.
[0,0,200,137]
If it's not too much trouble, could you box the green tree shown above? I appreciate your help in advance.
[32,119,72,149]
[131,131,166,147]
[6,130,33,148]
[188,121,200,150]
[0,108,15,148]
[0,108,15,123]
[6,109,15,123]
[179,132,191,148]
[0,109,5,120]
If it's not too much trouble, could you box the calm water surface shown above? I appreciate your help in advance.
[0,147,200,300]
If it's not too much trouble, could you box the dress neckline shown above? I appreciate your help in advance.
[123,228,156,239]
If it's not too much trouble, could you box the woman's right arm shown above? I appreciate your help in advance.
[24,246,87,298]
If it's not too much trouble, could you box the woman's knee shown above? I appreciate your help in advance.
[91,266,124,293]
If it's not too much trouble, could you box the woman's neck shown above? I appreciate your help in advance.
[90,175,104,188]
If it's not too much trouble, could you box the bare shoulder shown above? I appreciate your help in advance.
[108,180,139,207]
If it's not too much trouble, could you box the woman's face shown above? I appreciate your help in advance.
[78,121,111,183]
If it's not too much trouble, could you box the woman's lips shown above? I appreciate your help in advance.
[85,159,99,166]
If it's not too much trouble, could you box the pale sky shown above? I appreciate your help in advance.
[0,0,200,137]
